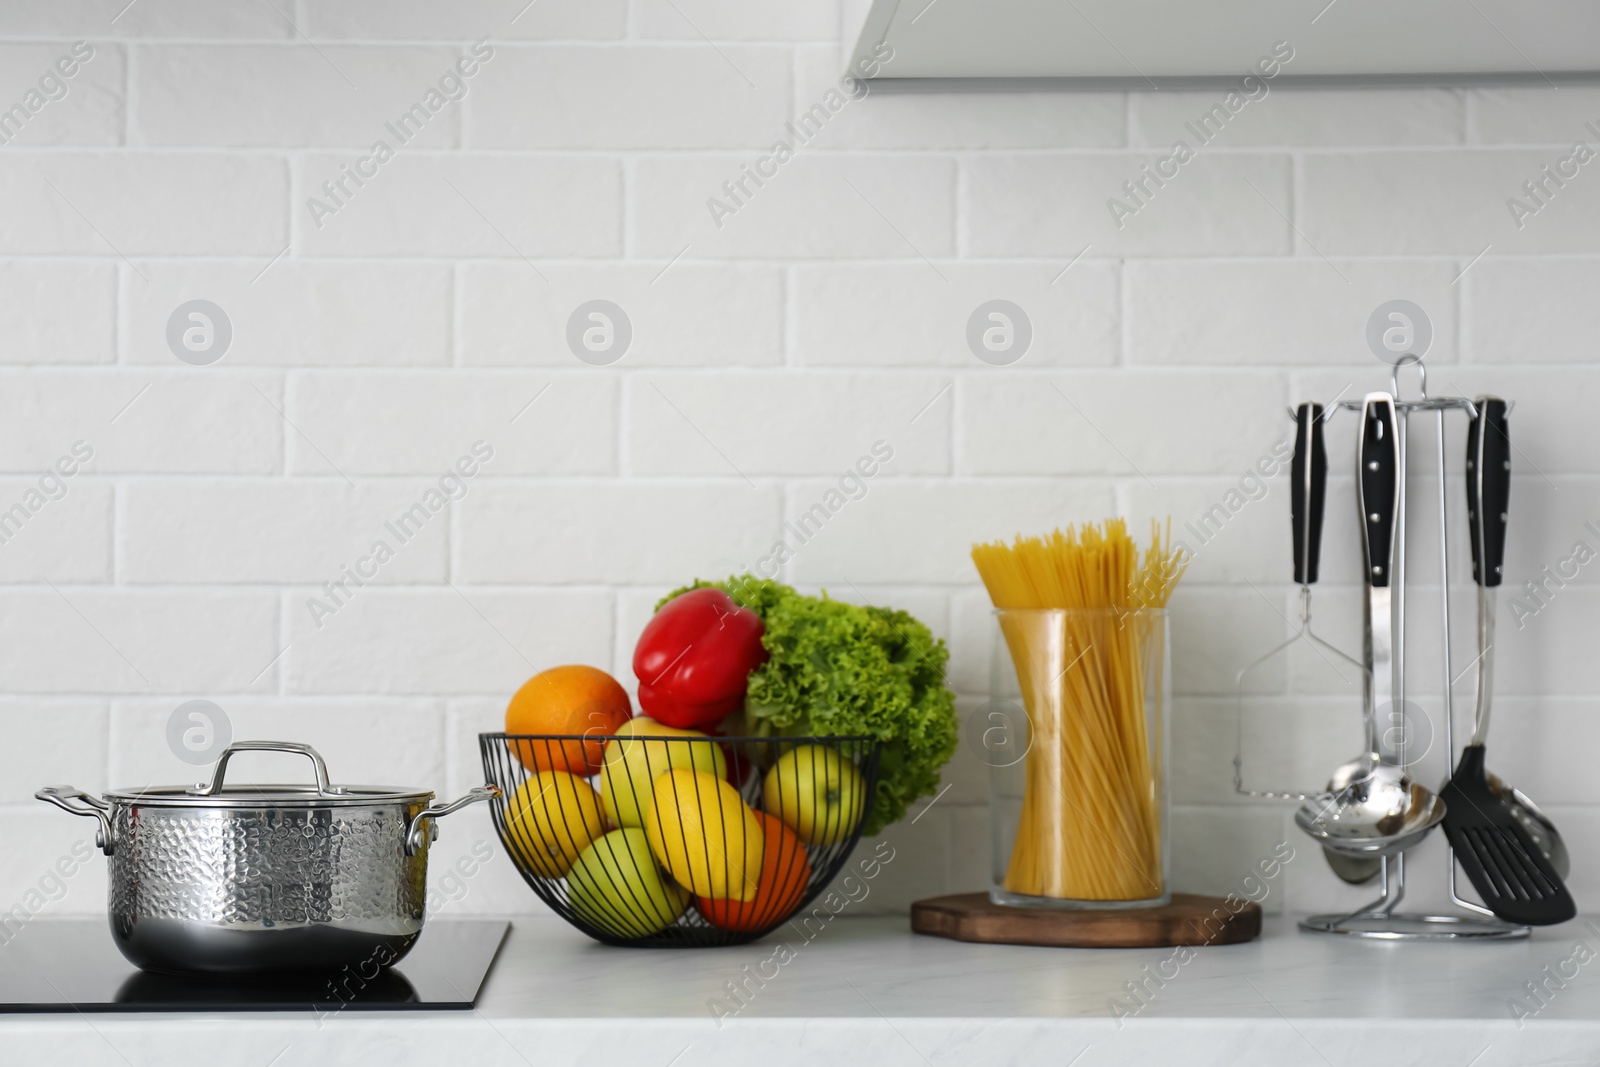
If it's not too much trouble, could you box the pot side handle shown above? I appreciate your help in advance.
[36,785,114,856]
[405,785,501,856]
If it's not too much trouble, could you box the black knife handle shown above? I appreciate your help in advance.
[1358,393,1399,589]
[1291,403,1326,585]
[1467,396,1510,589]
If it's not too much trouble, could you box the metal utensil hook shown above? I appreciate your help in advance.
[1390,352,1426,401]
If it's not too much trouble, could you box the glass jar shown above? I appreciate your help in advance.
[986,608,1170,909]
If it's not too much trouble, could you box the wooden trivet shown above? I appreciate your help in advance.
[910,892,1262,948]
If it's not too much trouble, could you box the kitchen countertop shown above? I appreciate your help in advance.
[5,915,1600,1066]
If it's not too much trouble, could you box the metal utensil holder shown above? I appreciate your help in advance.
[1263,362,1528,940]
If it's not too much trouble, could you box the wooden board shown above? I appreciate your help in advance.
[910,892,1262,948]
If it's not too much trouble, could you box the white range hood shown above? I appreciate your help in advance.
[845,0,1600,87]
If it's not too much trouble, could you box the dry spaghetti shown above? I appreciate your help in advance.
[971,520,1186,902]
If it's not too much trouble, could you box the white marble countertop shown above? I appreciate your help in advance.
[5,915,1600,1066]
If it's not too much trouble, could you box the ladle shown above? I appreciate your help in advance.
[1294,393,1445,859]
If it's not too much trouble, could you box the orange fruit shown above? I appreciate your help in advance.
[697,811,811,932]
[505,665,632,775]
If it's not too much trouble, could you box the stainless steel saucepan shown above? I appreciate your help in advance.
[37,740,498,976]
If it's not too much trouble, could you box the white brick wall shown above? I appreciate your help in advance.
[459,263,785,366]
[791,261,1119,366]
[965,154,1294,256]
[0,154,287,254]
[634,155,957,258]
[467,46,793,149]
[0,42,123,146]
[123,260,454,366]
[131,45,468,148]
[3,1,1596,925]
[293,154,622,257]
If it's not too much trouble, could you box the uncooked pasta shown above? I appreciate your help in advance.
[971,520,1185,901]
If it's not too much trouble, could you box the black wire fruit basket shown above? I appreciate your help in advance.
[480,732,882,947]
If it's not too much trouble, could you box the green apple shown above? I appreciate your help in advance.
[567,828,689,937]
[599,717,727,827]
[762,745,867,846]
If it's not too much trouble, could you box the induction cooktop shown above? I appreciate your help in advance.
[0,919,509,1013]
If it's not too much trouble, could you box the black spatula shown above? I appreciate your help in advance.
[1440,396,1575,926]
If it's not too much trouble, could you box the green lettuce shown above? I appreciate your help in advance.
[660,576,958,836]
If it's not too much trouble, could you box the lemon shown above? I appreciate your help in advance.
[503,771,606,878]
[645,768,764,902]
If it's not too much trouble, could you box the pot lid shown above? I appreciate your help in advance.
[103,783,434,807]
[104,741,435,808]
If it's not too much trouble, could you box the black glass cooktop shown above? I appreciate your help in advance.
[0,920,508,1013]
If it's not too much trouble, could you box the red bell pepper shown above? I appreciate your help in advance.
[633,588,767,729]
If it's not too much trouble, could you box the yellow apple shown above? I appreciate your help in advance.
[645,768,764,901]
[567,828,689,937]
[503,771,606,878]
[762,745,867,846]
[599,717,727,828]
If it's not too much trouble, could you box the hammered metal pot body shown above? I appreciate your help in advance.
[106,797,430,976]
[38,739,499,976]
